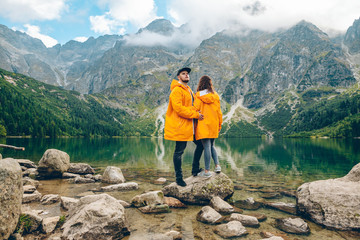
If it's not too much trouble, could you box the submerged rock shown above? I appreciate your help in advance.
[234,197,261,210]
[162,172,233,204]
[229,213,260,228]
[131,190,164,207]
[214,220,248,238]
[210,196,234,214]
[275,217,310,235]
[196,206,223,224]
[297,162,360,230]
[0,158,23,240]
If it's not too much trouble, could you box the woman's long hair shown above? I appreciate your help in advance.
[197,75,214,93]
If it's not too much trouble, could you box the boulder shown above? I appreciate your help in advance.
[23,190,42,203]
[210,196,234,214]
[131,190,164,207]
[67,163,95,175]
[41,216,60,234]
[102,166,125,184]
[37,149,70,178]
[196,206,223,224]
[234,197,261,210]
[23,185,36,194]
[164,197,186,208]
[229,213,260,228]
[17,159,37,168]
[214,220,248,238]
[41,194,60,205]
[275,217,310,235]
[101,182,138,192]
[297,162,360,230]
[60,196,79,211]
[162,173,233,204]
[0,158,23,240]
[62,193,129,239]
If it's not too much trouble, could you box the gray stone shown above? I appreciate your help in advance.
[0,158,23,240]
[68,163,95,175]
[210,196,234,214]
[60,196,79,211]
[102,166,125,184]
[214,220,248,238]
[229,213,260,228]
[74,176,95,183]
[41,194,60,205]
[101,182,138,192]
[162,172,234,204]
[131,190,164,207]
[138,204,170,214]
[17,159,37,168]
[23,185,36,194]
[41,216,60,234]
[262,201,297,215]
[62,193,129,239]
[297,162,360,230]
[154,177,167,184]
[23,177,40,188]
[196,206,223,224]
[23,190,42,203]
[37,149,70,178]
[62,172,80,179]
[234,197,261,210]
[275,217,310,235]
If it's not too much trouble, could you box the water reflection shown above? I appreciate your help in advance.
[1,137,358,183]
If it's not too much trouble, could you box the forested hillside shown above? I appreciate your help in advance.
[0,68,155,137]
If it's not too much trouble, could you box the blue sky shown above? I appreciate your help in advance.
[0,0,359,48]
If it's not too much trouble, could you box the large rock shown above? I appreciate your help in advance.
[37,149,70,178]
[62,193,129,239]
[68,163,95,175]
[101,166,125,184]
[162,172,234,204]
[0,158,23,240]
[297,162,360,230]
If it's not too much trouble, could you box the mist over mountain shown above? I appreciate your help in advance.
[1,17,360,137]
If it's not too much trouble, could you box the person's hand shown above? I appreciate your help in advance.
[198,113,204,120]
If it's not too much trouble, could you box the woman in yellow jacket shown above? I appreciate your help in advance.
[193,75,223,177]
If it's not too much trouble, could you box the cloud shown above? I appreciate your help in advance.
[23,24,58,47]
[0,0,67,22]
[74,37,89,43]
[125,0,360,48]
[90,0,157,35]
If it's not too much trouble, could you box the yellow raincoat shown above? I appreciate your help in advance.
[164,80,200,141]
[193,90,223,140]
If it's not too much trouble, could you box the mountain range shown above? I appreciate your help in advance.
[0,18,360,138]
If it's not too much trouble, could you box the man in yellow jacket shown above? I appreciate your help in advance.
[164,67,204,187]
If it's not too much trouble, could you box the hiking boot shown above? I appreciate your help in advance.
[192,168,203,177]
[197,171,212,178]
[214,165,221,173]
[176,179,187,187]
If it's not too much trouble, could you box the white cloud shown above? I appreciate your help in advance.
[0,0,67,22]
[124,0,359,49]
[74,37,89,43]
[90,0,157,35]
[23,24,58,48]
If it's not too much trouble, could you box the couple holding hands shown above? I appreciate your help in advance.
[164,67,223,187]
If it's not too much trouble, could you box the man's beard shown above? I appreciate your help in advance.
[182,80,189,83]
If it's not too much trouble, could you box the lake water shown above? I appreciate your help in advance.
[1,137,360,239]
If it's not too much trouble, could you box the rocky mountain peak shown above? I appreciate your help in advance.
[137,19,175,36]
[344,18,360,54]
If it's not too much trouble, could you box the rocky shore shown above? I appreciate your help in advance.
[1,148,360,239]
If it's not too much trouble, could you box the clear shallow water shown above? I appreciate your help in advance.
[2,137,360,239]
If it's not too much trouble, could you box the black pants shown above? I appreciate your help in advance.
[192,139,203,175]
[173,141,187,180]
[173,140,204,180]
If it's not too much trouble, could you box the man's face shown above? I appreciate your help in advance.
[178,71,190,83]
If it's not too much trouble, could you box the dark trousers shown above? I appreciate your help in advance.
[173,141,187,180]
[192,139,203,175]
